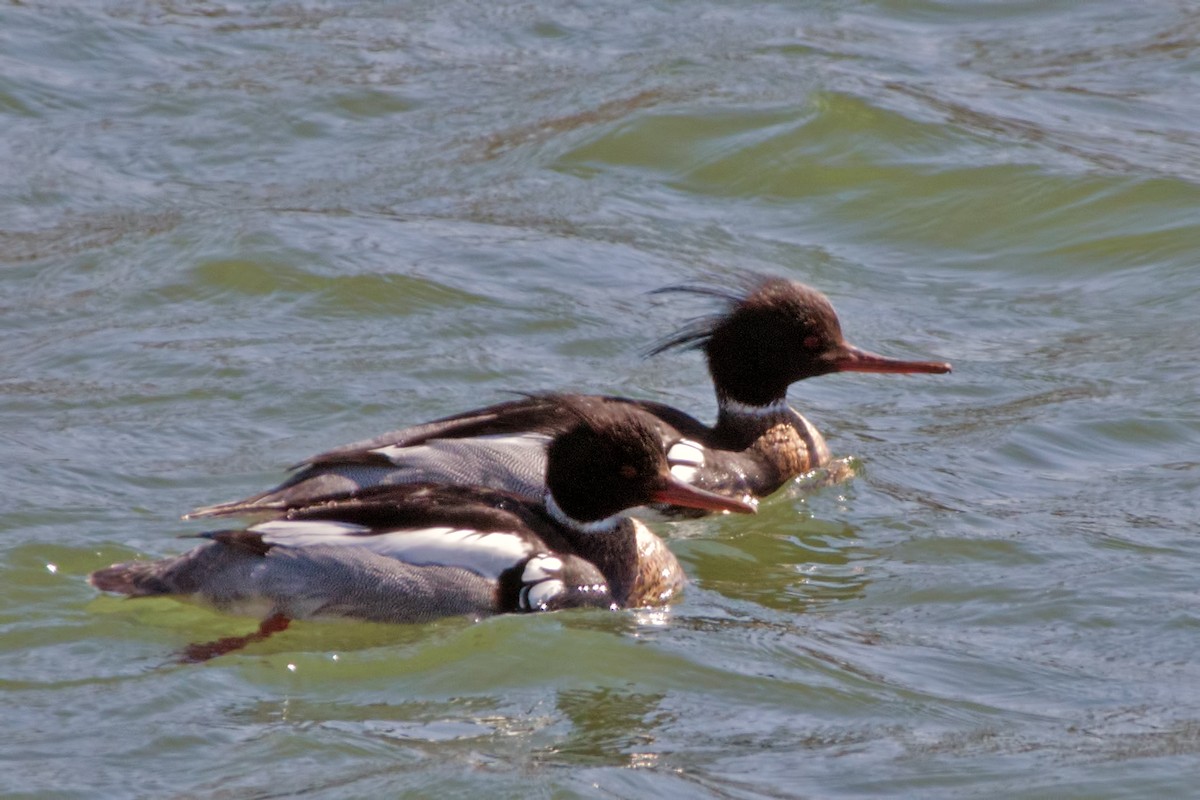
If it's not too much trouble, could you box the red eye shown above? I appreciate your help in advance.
[619,465,638,479]
[803,335,821,349]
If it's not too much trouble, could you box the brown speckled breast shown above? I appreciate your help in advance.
[747,411,831,481]
[627,521,686,608]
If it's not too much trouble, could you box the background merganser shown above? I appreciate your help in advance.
[187,275,950,520]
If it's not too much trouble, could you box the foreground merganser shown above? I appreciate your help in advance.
[91,398,755,644]
[187,275,950,520]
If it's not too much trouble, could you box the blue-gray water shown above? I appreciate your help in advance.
[3,2,1199,797]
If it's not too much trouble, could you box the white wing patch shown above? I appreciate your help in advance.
[519,553,569,611]
[250,519,535,579]
[521,580,565,611]
[370,433,551,466]
[250,520,374,541]
[523,555,564,583]
[668,439,706,483]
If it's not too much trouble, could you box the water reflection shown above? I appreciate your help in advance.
[544,687,669,768]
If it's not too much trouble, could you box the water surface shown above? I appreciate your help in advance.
[3,1,1199,797]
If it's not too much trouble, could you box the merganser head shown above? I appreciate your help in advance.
[649,275,951,408]
[543,397,756,529]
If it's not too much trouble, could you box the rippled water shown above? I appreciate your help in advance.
[4,1,1200,797]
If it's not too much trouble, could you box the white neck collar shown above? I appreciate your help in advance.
[718,397,791,418]
[544,493,623,535]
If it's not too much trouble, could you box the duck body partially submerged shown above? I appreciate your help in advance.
[91,399,755,628]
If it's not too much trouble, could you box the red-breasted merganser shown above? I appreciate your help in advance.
[91,398,755,648]
[187,275,950,520]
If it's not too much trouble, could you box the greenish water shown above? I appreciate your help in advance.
[3,1,1199,797]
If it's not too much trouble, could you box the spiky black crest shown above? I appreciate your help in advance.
[646,273,768,356]
[646,273,840,357]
